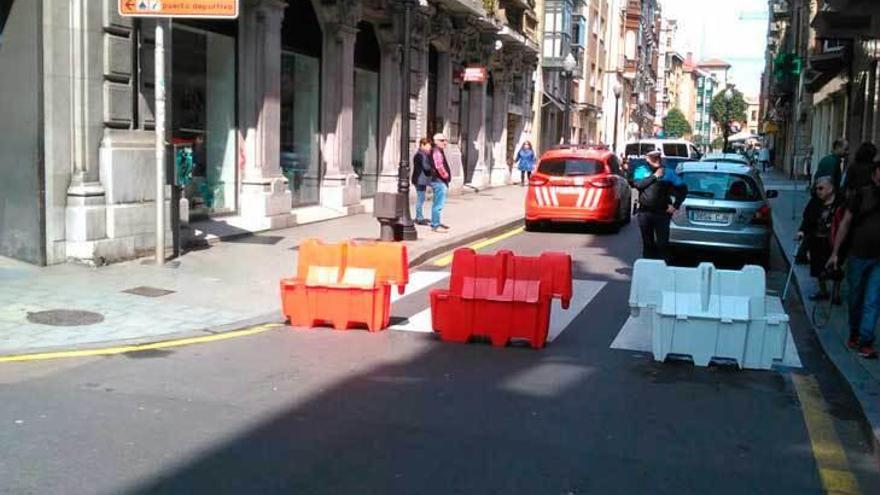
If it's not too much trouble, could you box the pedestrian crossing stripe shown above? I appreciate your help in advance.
[388,277,607,343]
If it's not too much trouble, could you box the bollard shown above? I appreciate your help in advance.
[373,192,406,242]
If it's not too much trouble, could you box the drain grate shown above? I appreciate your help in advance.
[27,309,104,327]
[123,286,175,298]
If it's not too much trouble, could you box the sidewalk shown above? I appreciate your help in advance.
[764,169,880,445]
[0,186,526,355]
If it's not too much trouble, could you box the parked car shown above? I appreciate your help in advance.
[525,146,632,231]
[669,161,779,266]
[624,139,702,161]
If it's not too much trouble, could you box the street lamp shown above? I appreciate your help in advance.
[722,86,735,153]
[396,0,418,241]
[561,52,577,145]
[612,83,622,154]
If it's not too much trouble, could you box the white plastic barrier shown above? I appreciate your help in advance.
[629,259,798,370]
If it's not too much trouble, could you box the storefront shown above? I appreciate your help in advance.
[281,1,323,208]
[352,22,381,198]
[171,21,238,218]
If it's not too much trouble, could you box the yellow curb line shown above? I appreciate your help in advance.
[0,323,282,363]
[792,373,863,495]
[432,227,526,267]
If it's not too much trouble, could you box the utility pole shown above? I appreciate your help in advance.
[155,20,168,265]
[397,0,418,241]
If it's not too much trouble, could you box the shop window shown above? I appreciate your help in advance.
[281,52,321,207]
[172,25,237,216]
[353,22,380,198]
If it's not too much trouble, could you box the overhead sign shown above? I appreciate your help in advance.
[462,67,488,83]
[119,0,239,18]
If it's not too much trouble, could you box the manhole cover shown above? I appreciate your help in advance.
[123,286,175,298]
[27,309,104,327]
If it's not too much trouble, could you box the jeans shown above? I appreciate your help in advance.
[846,256,880,345]
[520,170,532,184]
[637,211,671,263]
[430,181,448,228]
[414,186,427,221]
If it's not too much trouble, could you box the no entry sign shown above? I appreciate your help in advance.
[119,0,239,18]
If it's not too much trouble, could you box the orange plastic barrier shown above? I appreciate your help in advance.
[280,239,409,332]
[430,248,572,348]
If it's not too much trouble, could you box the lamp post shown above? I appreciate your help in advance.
[397,0,418,241]
[723,86,734,153]
[560,53,577,145]
[612,83,622,154]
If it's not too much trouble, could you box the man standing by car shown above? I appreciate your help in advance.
[632,150,688,263]
[827,162,880,359]
[814,138,848,191]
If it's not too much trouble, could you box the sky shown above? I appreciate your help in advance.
[660,0,768,98]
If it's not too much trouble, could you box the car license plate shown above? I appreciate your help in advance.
[690,210,730,223]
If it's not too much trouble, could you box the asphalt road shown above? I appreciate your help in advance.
[2,221,879,494]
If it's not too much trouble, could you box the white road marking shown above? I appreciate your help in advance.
[610,315,804,368]
[391,271,450,303]
[389,279,606,343]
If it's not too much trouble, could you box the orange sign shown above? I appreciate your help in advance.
[119,0,238,18]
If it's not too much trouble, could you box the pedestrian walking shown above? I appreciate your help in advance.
[514,141,537,185]
[429,133,453,233]
[802,146,814,179]
[827,161,880,359]
[412,137,434,226]
[631,150,687,263]
[814,138,848,192]
[842,142,877,195]
[757,145,770,173]
[796,176,842,302]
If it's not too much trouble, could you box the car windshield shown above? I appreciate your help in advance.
[537,159,604,176]
[681,172,761,201]
[662,143,689,157]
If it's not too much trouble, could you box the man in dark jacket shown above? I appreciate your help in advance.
[631,150,688,262]
[412,138,433,225]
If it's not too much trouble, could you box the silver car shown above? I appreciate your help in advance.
[701,152,752,166]
[669,161,779,265]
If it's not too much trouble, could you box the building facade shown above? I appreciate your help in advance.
[0,0,539,265]
[693,68,719,151]
[655,15,676,128]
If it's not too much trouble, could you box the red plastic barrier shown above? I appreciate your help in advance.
[280,239,409,332]
[430,248,572,348]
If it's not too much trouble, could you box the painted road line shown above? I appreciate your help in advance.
[610,315,804,368]
[432,227,526,267]
[389,279,605,341]
[391,271,450,303]
[792,373,863,495]
[0,324,281,363]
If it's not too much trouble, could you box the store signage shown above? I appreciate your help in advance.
[119,0,239,18]
[462,67,488,83]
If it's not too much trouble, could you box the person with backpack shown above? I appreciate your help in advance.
[631,150,688,262]
[827,161,880,359]
[411,137,433,226]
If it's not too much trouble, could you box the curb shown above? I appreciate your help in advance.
[0,216,525,361]
[771,217,880,454]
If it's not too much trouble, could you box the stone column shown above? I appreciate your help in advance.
[65,0,107,245]
[320,22,362,211]
[465,81,488,188]
[238,0,292,230]
[378,43,402,193]
[490,76,511,186]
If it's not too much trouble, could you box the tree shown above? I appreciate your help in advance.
[662,108,692,138]
[710,87,748,153]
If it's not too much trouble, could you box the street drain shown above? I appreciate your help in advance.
[123,286,175,298]
[27,309,104,327]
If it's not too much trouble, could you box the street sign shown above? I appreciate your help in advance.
[119,0,238,18]
[462,67,488,83]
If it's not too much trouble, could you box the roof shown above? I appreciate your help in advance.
[697,58,732,68]
[680,161,756,176]
[539,146,613,162]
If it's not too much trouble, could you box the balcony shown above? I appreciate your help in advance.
[622,57,638,79]
[771,0,789,20]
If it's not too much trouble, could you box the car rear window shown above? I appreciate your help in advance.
[537,159,605,176]
[662,143,690,157]
[681,172,761,201]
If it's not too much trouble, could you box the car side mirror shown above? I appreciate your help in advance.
[766,190,779,199]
